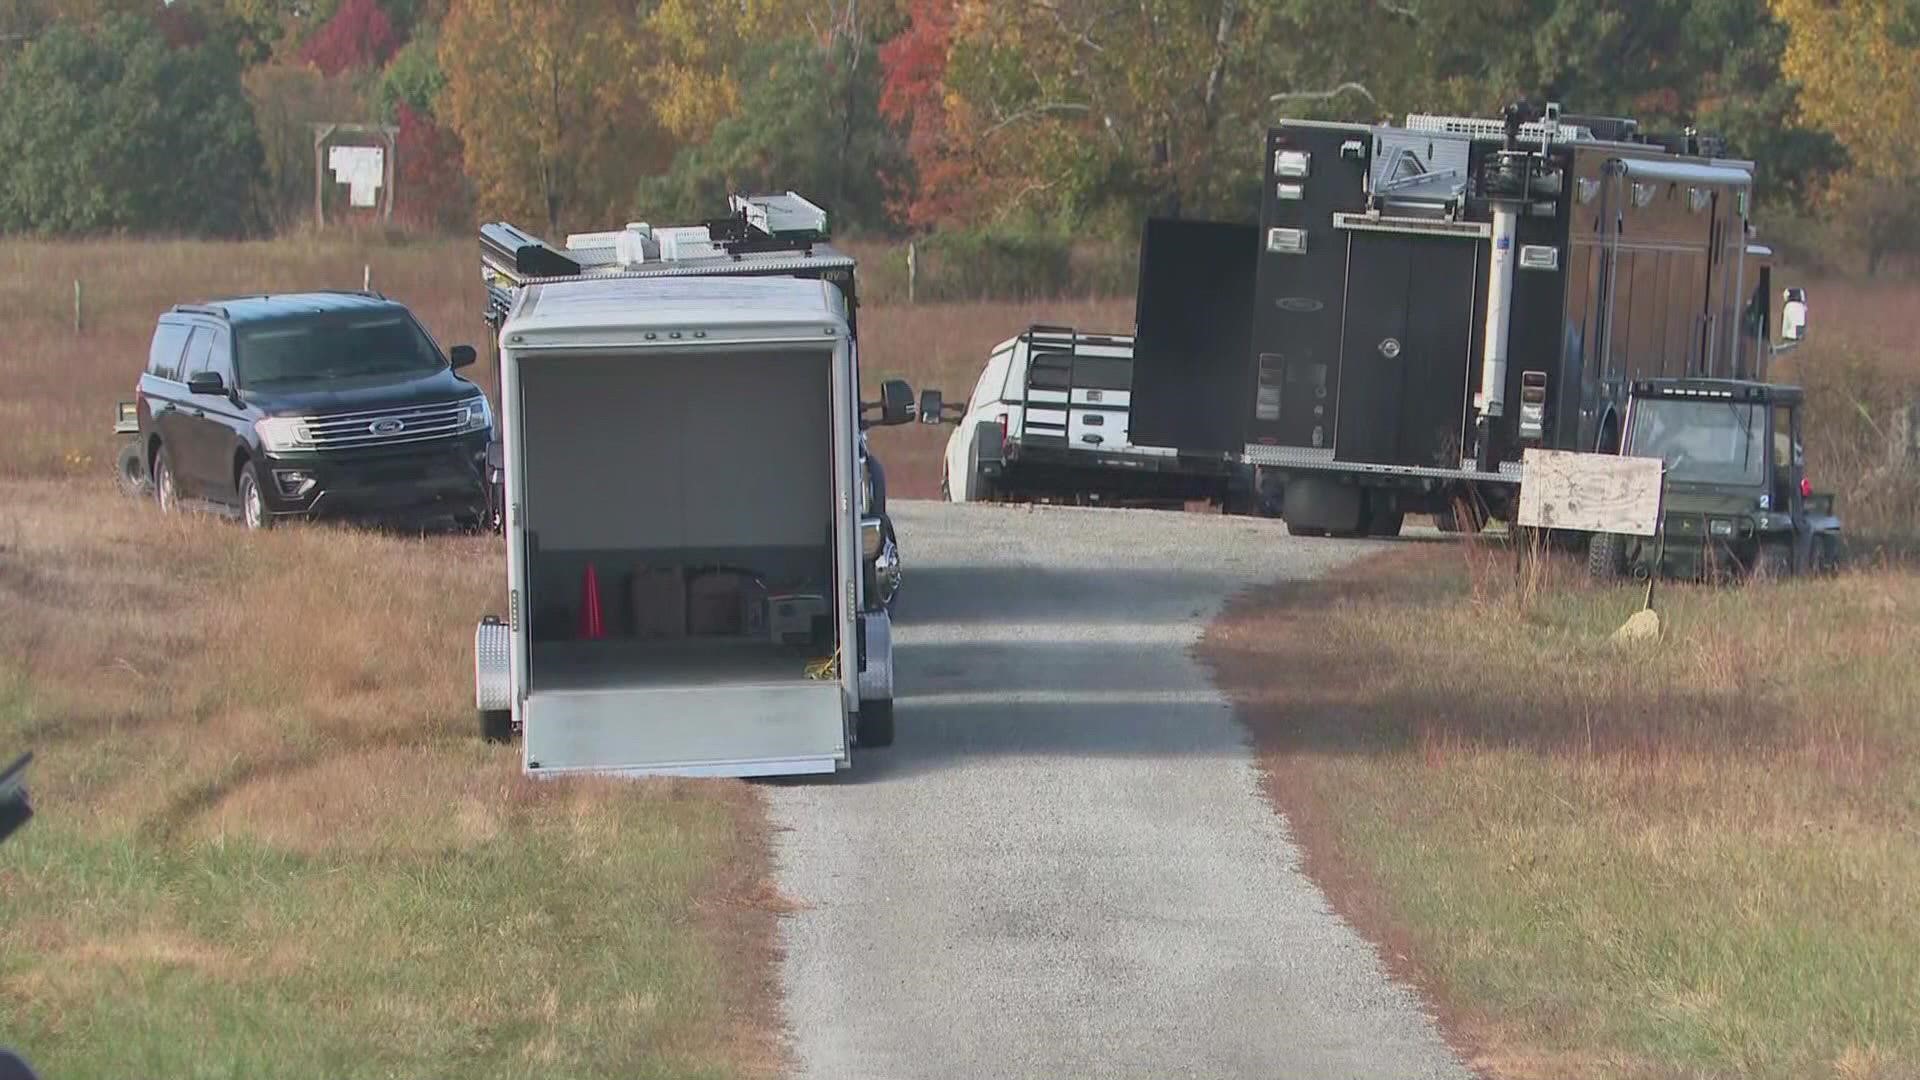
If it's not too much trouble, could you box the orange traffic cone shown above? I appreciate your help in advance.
[578,562,605,640]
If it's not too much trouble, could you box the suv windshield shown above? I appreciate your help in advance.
[236,313,445,387]
[1625,398,1766,486]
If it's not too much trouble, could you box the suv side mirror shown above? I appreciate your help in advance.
[186,370,225,396]
[878,378,914,426]
[450,344,478,370]
[485,440,504,472]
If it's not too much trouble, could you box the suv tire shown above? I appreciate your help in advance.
[115,440,151,498]
[152,445,180,514]
[238,459,274,531]
[856,698,895,748]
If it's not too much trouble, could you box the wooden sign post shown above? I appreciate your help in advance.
[1517,448,1668,610]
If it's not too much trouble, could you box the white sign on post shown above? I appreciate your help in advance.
[1516,448,1663,536]
[327,145,385,208]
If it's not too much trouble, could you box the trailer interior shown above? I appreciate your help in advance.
[516,348,840,700]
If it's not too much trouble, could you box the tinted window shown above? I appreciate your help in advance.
[148,322,191,381]
[181,327,216,379]
[1027,353,1072,390]
[1072,356,1132,391]
[236,312,445,387]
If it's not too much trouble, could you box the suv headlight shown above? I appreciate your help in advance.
[1709,518,1736,538]
[254,416,312,452]
[458,396,491,433]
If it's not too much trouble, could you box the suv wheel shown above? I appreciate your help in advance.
[114,440,151,498]
[238,460,273,531]
[152,446,179,514]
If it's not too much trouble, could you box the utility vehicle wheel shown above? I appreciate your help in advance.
[152,445,179,514]
[479,709,514,743]
[1587,531,1627,581]
[1285,522,1327,538]
[1754,542,1793,581]
[1816,533,1845,574]
[857,698,895,748]
[238,460,273,531]
[114,439,150,498]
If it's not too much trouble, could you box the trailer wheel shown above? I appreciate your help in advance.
[857,698,894,749]
[479,709,514,744]
[1587,531,1627,581]
[114,439,150,498]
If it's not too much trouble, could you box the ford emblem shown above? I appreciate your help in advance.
[370,417,406,435]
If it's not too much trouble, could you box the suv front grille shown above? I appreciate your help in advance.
[305,401,473,451]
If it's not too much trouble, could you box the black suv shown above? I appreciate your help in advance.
[122,292,493,529]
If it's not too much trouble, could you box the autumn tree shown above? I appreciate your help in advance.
[438,0,666,233]
[1775,0,1920,274]
[298,0,399,75]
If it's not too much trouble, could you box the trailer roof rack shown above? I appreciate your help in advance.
[479,191,857,329]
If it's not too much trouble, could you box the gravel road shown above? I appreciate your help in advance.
[771,501,1469,1080]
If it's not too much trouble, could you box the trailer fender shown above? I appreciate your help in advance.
[857,609,894,705]
[475,617,512,712]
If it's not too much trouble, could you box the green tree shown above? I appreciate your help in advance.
[638,34,906,231]
[375,30,446,121]
[0,14,265,234]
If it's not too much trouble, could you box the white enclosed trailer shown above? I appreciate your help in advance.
[472,272,896,778]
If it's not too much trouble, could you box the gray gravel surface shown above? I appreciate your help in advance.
[771,501,1469,1080]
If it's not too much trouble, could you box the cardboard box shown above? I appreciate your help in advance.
[630,565,686,638]
[688,570,749,636]
[767,594,829,646]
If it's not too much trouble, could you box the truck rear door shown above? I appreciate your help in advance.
[1021,333,1135,454]
[1333,228,1481,468]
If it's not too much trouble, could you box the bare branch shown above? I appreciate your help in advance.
[985,102,1092,135]
[1268,82,1379,108]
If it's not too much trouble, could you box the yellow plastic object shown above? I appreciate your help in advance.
[804,654,840,681]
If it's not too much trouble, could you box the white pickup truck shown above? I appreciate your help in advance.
[472,196,921,778]
[938,324,1250,509]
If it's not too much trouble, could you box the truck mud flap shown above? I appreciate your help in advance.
[474,618,512,711]
[858,610,893,704]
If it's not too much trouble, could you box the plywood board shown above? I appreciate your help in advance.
[1517,448,1663,536]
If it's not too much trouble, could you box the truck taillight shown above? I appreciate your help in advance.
[997,415,1009,449]
[1800,476,1812,498]
[1518,370,1547,443]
